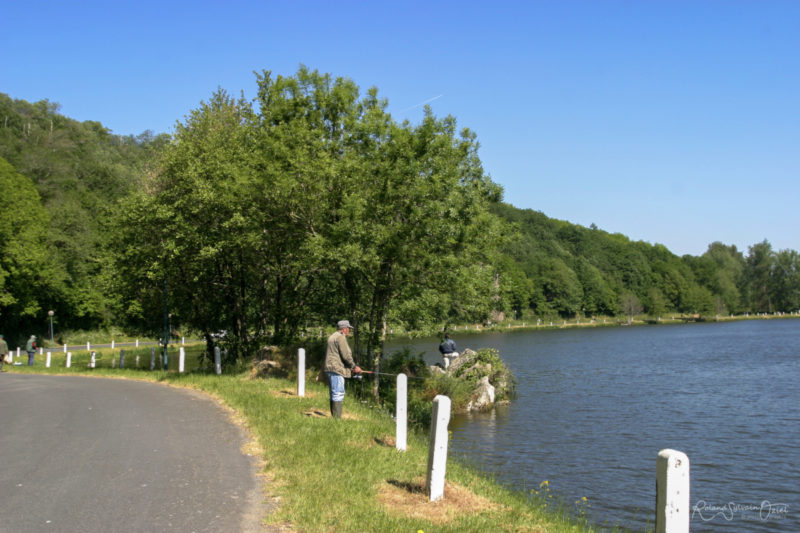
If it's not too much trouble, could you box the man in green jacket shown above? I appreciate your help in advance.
[0,334,9,372]
[25,335,36,366]
[324,320,362,418]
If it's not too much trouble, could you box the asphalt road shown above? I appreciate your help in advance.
[0,374,270,533]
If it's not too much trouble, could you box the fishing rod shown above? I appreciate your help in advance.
[350,371,426,380]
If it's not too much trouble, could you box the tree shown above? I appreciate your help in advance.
[744,240,774,312]
[771,249,800,312]
[0,157,67,343]
[619,291,643,324]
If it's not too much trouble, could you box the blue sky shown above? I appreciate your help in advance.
[3,1,798,257]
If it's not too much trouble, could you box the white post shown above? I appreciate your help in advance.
[89,352,96,369]
[40,347,43,355]
[135,338,139,348]
[16,347,20,358]
[396,373,407,452]
[297,348,306,397]
[182,336,185,345]
[178,346,185,373]
[656,449,690,533]
[111,340,115,349]
[214,346,222,375]
[426,395,451,501]
[87,341,90,351]
[66,352,72,368]
[136,355,140,367]
[46,352,52,368]
[63,343,67,353]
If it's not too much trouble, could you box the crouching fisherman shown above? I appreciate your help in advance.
[324,320,362,418]
[439,333,459,369]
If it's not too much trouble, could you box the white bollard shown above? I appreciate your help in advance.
[136,355,140,367]
[178,346,185,373]
[656,449,690,533]
[396,374,407,452]
[87,341,90,351]
[16,347,20,358]
[182,336,185,345]
[89,352,96,369]
[63,343,67,353]
[426,395,451,501]
[111,340,115,349]
[297,348,306,397]
[40,347,43,355]
[46,352,51,368]
[214,346,222,375]
[136,338,139,348]
[66,352,72,368]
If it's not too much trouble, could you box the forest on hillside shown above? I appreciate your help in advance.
[2,70,799,357]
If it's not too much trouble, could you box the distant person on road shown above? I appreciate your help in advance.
[324,320,362,418]
[26,335,36,366]
[439,333,459,369]
[0,334,9,371]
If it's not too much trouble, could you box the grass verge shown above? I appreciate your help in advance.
[7,358,598,532]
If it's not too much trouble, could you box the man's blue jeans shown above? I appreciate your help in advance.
[326,372,345,402]
[27,351,35,366]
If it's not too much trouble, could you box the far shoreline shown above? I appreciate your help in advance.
[387,311,800,341]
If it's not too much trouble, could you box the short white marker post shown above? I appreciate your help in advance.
[66,352,72,368]
[46,352,51,368]
[89,351,96,369]
[178,346,185,373]
[63,343,67,353]
[426,395,451,501]
[214,346,222,375]
[396,373,407,452]
[297,348,306,397]
[182,336,185,345]
[16,347,20,358]
[40,347,43,355]
[136,355,140,367]
[135,338,139,348]
[656,449,690,533]
[111,340,115,349]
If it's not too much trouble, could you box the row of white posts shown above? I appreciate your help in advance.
[38,344,223,376]
[295,348,691,529]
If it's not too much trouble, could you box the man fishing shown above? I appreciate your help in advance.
[324,320,362,418]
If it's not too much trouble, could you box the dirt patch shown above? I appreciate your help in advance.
[377,477,502,525]
[302,408,359,420]
[372,435,402,448]
[270,388,319,399]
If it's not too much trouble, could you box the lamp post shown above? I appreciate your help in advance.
[48,310,54,348]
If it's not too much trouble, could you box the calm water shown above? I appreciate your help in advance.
[387,319,800,531]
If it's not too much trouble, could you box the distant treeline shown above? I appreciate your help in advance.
[1,72,798,353]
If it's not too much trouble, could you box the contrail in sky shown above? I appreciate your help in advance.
[399,94,443,112]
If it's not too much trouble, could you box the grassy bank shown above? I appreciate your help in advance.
[8,357,600,532]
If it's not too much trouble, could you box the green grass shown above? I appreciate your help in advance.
[8,358,607,532]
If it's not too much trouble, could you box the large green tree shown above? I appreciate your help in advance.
[0,157,67,344]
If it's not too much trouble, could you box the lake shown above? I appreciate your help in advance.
[386,319,799,532]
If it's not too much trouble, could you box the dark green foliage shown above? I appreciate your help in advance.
[2,80,800,352]
[490,202,800,318]
[0,93,163,336]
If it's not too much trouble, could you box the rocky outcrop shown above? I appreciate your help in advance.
[432,348,516,412]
